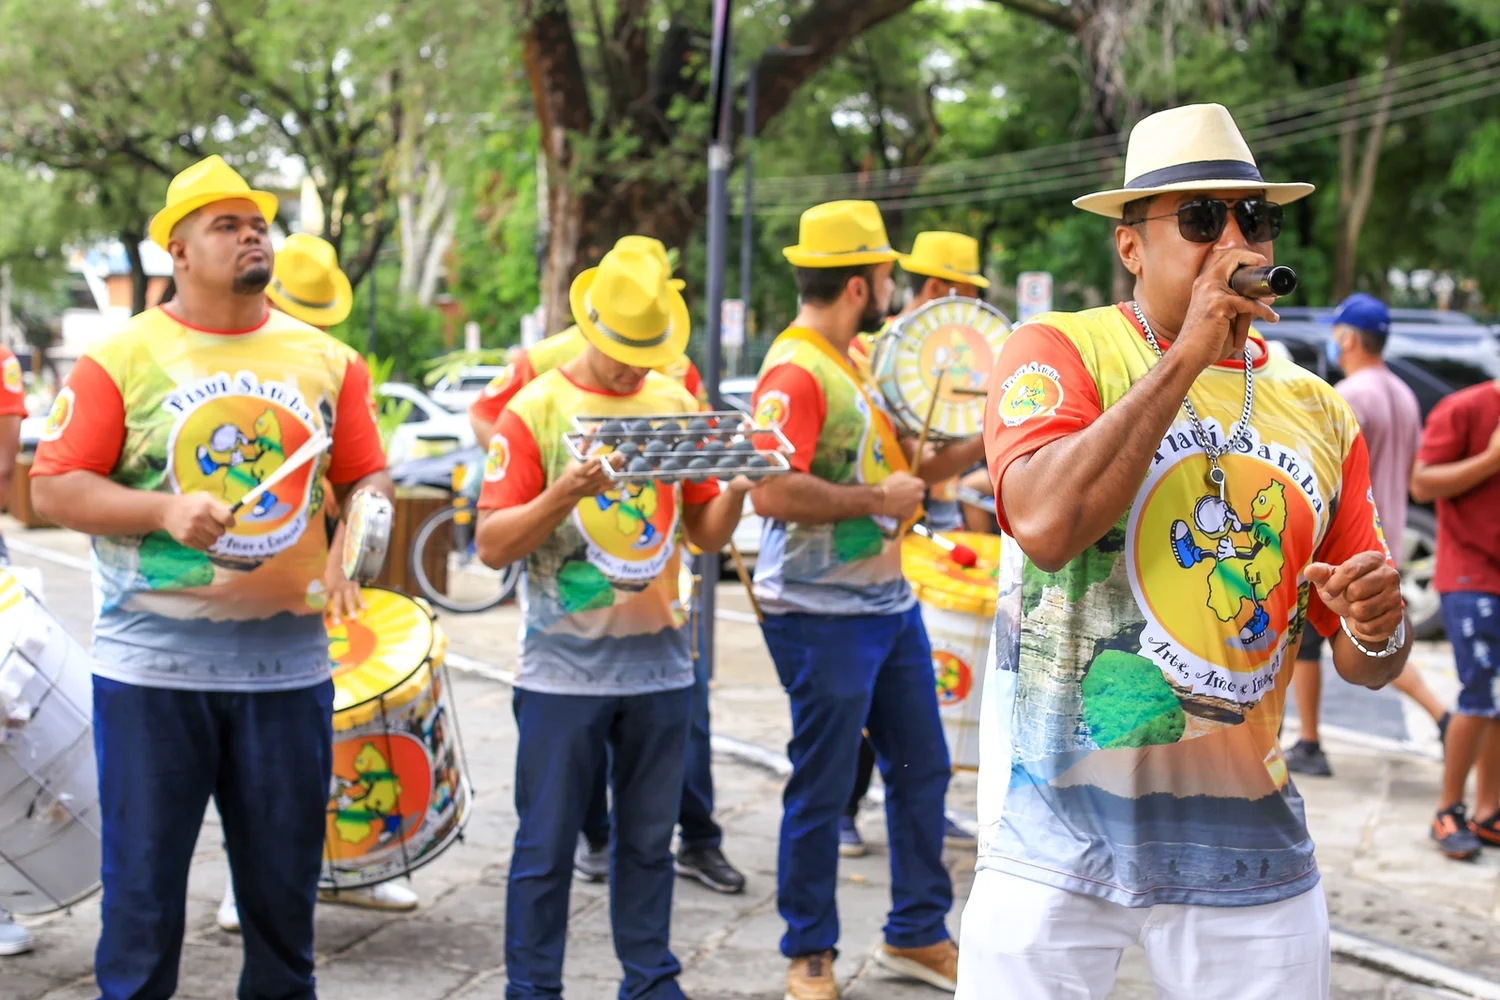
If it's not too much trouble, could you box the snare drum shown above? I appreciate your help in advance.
[322,587,471,889]
[0,571,102,915]
[901,531,1002,770]
[870,296,1011,440]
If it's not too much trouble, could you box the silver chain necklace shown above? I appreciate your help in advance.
[1131,301,1255,501]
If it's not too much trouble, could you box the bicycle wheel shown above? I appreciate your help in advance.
[410,503,522,613]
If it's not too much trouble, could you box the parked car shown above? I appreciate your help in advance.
[378,382,476,468]
[429,365,508,412]
[1261,308,1499,638]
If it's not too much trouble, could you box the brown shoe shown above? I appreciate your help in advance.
[785,949,839,1000]
[872,938,958,992]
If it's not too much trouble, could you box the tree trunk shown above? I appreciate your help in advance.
[122,231,148,315]
[1331,0,1409,300]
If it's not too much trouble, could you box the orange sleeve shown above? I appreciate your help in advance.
[682,477,721,505]
[682,361,710,408]
[1306,432,1395,638]
[0,348,27,418]
[327,354,387,485]
[467,352,537,427]
[31,356,125,477]
[983,324,1102,534]
[478,409,546,510]
[750,363,826,473]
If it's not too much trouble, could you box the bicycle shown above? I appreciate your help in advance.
[409,458,522,614]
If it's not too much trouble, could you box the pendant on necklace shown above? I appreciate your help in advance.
[1208,465,1227,502]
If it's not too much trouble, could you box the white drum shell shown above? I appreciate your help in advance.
[919,600,991,771]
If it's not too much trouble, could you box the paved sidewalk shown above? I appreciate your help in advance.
[2,522,1495,998]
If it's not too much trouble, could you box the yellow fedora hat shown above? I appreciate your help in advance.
[783,200,901,269]
[149,155,279,249]
[1074,104,1314,219]
[899,231,990,290]
[570,247,690,369]
[266,233,353,327]
[614,235,687,291]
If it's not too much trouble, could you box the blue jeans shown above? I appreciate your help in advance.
[506,687,693,1000]
[1441,592,1500,717]
[581,654,720,850]
[761,605,953,958]
[92,676,334,1000]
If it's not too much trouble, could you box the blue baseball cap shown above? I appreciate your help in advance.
[1327,293,1390,337]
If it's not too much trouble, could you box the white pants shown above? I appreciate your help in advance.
[956,868,1330,1000]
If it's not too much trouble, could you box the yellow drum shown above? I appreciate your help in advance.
[902,532,1002,770]
[322,588,470,889]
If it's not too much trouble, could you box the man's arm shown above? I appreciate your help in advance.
[1410,426,1500,501]
[476,455,618,568]
[914,436,985,486]
[998,249,1275,572]
[681,479,752,553]
[1307,553,1410,688]
[0,415,20,511]
[750,470,924,526]
[33,472,233,550]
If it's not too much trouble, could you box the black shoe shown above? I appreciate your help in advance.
[1284,740,1332,777]
[1433,805,1483,860]
[675,845,746,894]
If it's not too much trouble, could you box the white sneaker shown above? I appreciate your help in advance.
[0,912,34,957]
[216,882,241,933]
[318,881,419,911]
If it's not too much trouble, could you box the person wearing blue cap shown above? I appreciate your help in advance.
[1287,293,1449,780]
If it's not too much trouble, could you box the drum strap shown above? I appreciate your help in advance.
[775,326,922,532]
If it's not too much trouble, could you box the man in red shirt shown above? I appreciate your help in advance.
[0,344,33,957]
[1412,379,1500,859]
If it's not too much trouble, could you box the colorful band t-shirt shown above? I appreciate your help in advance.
[0,345,29,560]
[478,368,718,695]
[468,326,708,429]
[750,326,916,617]
[31,307,386,691]
[980,304,1388,908]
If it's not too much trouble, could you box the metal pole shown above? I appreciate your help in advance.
[697,0,734,676]
[366,260,377,356]
[740,59,758,319]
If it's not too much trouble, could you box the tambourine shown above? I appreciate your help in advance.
[341,490,394,583]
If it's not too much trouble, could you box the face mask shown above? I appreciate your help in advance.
[1324,337,1341,369]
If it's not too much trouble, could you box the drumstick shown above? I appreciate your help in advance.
[727,542,764,623]
[949,386,987,397]
[230,432,331,515]
[909,371,945,479]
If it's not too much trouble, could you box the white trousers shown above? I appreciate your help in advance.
[956,868,1330,1000]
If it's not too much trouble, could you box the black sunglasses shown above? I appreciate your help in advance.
[1129,197,1283,244]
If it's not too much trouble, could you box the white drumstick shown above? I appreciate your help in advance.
[230,432,331,515]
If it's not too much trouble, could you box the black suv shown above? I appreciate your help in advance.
[1263,308,1500,637]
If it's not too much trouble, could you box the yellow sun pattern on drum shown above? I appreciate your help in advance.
[901,531,1003,617]
[0,570,25,615]
[327,588,437,712]
[874,298,1011,440]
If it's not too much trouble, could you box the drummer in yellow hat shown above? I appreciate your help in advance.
[748,200,960,998]
[32,154,394,1000]
[467,235,708,447]
[474,246,752,1000]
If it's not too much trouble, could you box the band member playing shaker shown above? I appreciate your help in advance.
[750,200,968,999]
[959,104,1407,999]
[31,155,391,1000]
[476,246,750,1000]
[468,236,743,894]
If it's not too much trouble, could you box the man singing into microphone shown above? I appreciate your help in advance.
[958,104,1407,999]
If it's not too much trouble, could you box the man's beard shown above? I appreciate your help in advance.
[858,296,886,333]
[232,264,271,295]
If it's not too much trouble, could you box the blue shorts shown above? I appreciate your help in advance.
[1440,592,1500,718]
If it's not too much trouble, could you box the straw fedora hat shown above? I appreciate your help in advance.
[613,235,687,291]
[1073,104,1314,219]
[570,248,690,369]
[150,155,279,249]
[783,200,902,269]
[900,231,991,290]
[266,233,353,328]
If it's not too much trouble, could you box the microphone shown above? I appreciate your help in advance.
[1230,265,1297,298]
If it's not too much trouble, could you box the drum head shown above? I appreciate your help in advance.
[328,588,436,713]
[900,531,1004,617]
[877,296,1011,439]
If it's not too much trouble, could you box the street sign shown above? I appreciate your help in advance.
[721,298,746,348]
[463,321,480,353]
[1017,271,1053,322]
